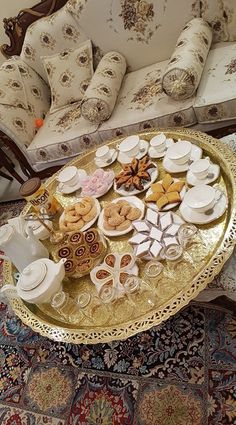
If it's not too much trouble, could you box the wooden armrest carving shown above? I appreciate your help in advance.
[0,0,68,58]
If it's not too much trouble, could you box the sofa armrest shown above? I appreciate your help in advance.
[162,18,212,100]
[81,51,126,123]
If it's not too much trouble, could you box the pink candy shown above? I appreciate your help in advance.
[81,169,115,197]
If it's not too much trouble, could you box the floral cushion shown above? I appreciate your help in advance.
[67,0,200,71]
[194,42,236,123]
[21,5,88,82]
[0,58,50,154]
[42,40,93,113]
[0,60,28,109]
[200,0,236,43]
[162,18,212,100]
[27,102,101,166]
[98,60,197,142]
[81,51,126,123]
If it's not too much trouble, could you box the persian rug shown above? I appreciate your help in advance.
[0,195,235,425]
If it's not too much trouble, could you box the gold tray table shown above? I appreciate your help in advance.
[3,129,236,344]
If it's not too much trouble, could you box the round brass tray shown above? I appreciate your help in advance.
[3,129,236,344]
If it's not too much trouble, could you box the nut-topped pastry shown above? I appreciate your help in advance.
[145,173,185,211]
[115,155,156,192]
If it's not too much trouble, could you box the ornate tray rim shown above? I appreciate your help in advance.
[3,128,236,344]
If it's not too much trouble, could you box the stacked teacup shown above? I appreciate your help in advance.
[148,133,174,158]
[117,135,149,164]
[57,166,87,194]
[95,145,117,167]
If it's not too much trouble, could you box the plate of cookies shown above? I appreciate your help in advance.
[98,196,145,236]
[114,155,158,196]
[145,173,186,212]
[59,197,101,233]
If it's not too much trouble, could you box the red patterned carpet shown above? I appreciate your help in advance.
[0,201,235,425]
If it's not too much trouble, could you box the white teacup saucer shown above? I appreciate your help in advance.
[117,140,149,164]
[186,164,220,186]
[148,138,174,159]
[179,192,227,224]
[163,144,202,173]
[95,148,117,168]
[57,169,87,194]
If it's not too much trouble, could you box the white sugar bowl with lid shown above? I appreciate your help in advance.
[15,258,66,304]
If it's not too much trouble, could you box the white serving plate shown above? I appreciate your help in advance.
[98,196,145,237]
[59,198,101,232]
[145,178,186,212]
[114,164,158,196]
[163,144,202,173]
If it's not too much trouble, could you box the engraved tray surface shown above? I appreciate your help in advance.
[3,129,236,344]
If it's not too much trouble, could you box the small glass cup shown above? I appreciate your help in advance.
[123,275,141,306]
[178,224,198,249]
[143,260,164,297]
[51,290,78,322]
[163,244,183,275]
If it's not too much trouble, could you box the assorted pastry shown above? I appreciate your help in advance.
[47,133,226,304]
[59,197,98,232]
[145,173,185,210]
[101,198,142,232]
[115,155,156,192]
[55,228,107,277]
[90,252,139,299]
[80,168,115,197]
[129,208,186,259]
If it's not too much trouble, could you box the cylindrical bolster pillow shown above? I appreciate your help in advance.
[81,51,126,123]
[162,18,212,100]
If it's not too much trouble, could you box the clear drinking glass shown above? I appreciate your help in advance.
[163,244,183,275]
[51,290,91,323]
[178,224,198,249]
[143,260,164,297]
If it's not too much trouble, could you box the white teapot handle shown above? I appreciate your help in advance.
[0,284,18,301]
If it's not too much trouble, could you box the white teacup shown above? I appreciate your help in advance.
[184,184,218,213]
[189,158,210,180]
[118,135,140,158]
[167,140,192,165]
[150,133,166,153]
[95,145,111,162]
[57,166,79,186]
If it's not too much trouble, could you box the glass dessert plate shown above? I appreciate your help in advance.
[3,128,236,344]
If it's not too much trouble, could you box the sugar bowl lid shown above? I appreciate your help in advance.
[18,259,47,291]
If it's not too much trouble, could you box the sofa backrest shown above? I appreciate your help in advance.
[66,0,200,71]
[200,0,236,43]
[20,4,88,82]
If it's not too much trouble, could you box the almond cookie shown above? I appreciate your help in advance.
[126,207,141,221]
[116,219,131,231]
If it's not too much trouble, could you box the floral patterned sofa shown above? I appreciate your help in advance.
[1,0,236,173]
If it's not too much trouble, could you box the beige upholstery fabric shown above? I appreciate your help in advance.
[162,18,212,100]
[81,51,126,123]
[0,60,28,109]
[42,40,93,113]
[15,59,51,121]
[0,105,35,153]
[21,5,88,82]
[0,58,50,154]
[67,0,200,71]
[194,42,236,123]
[98,60,197,141]
[27,102,101,165]
[200,0,236,43]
